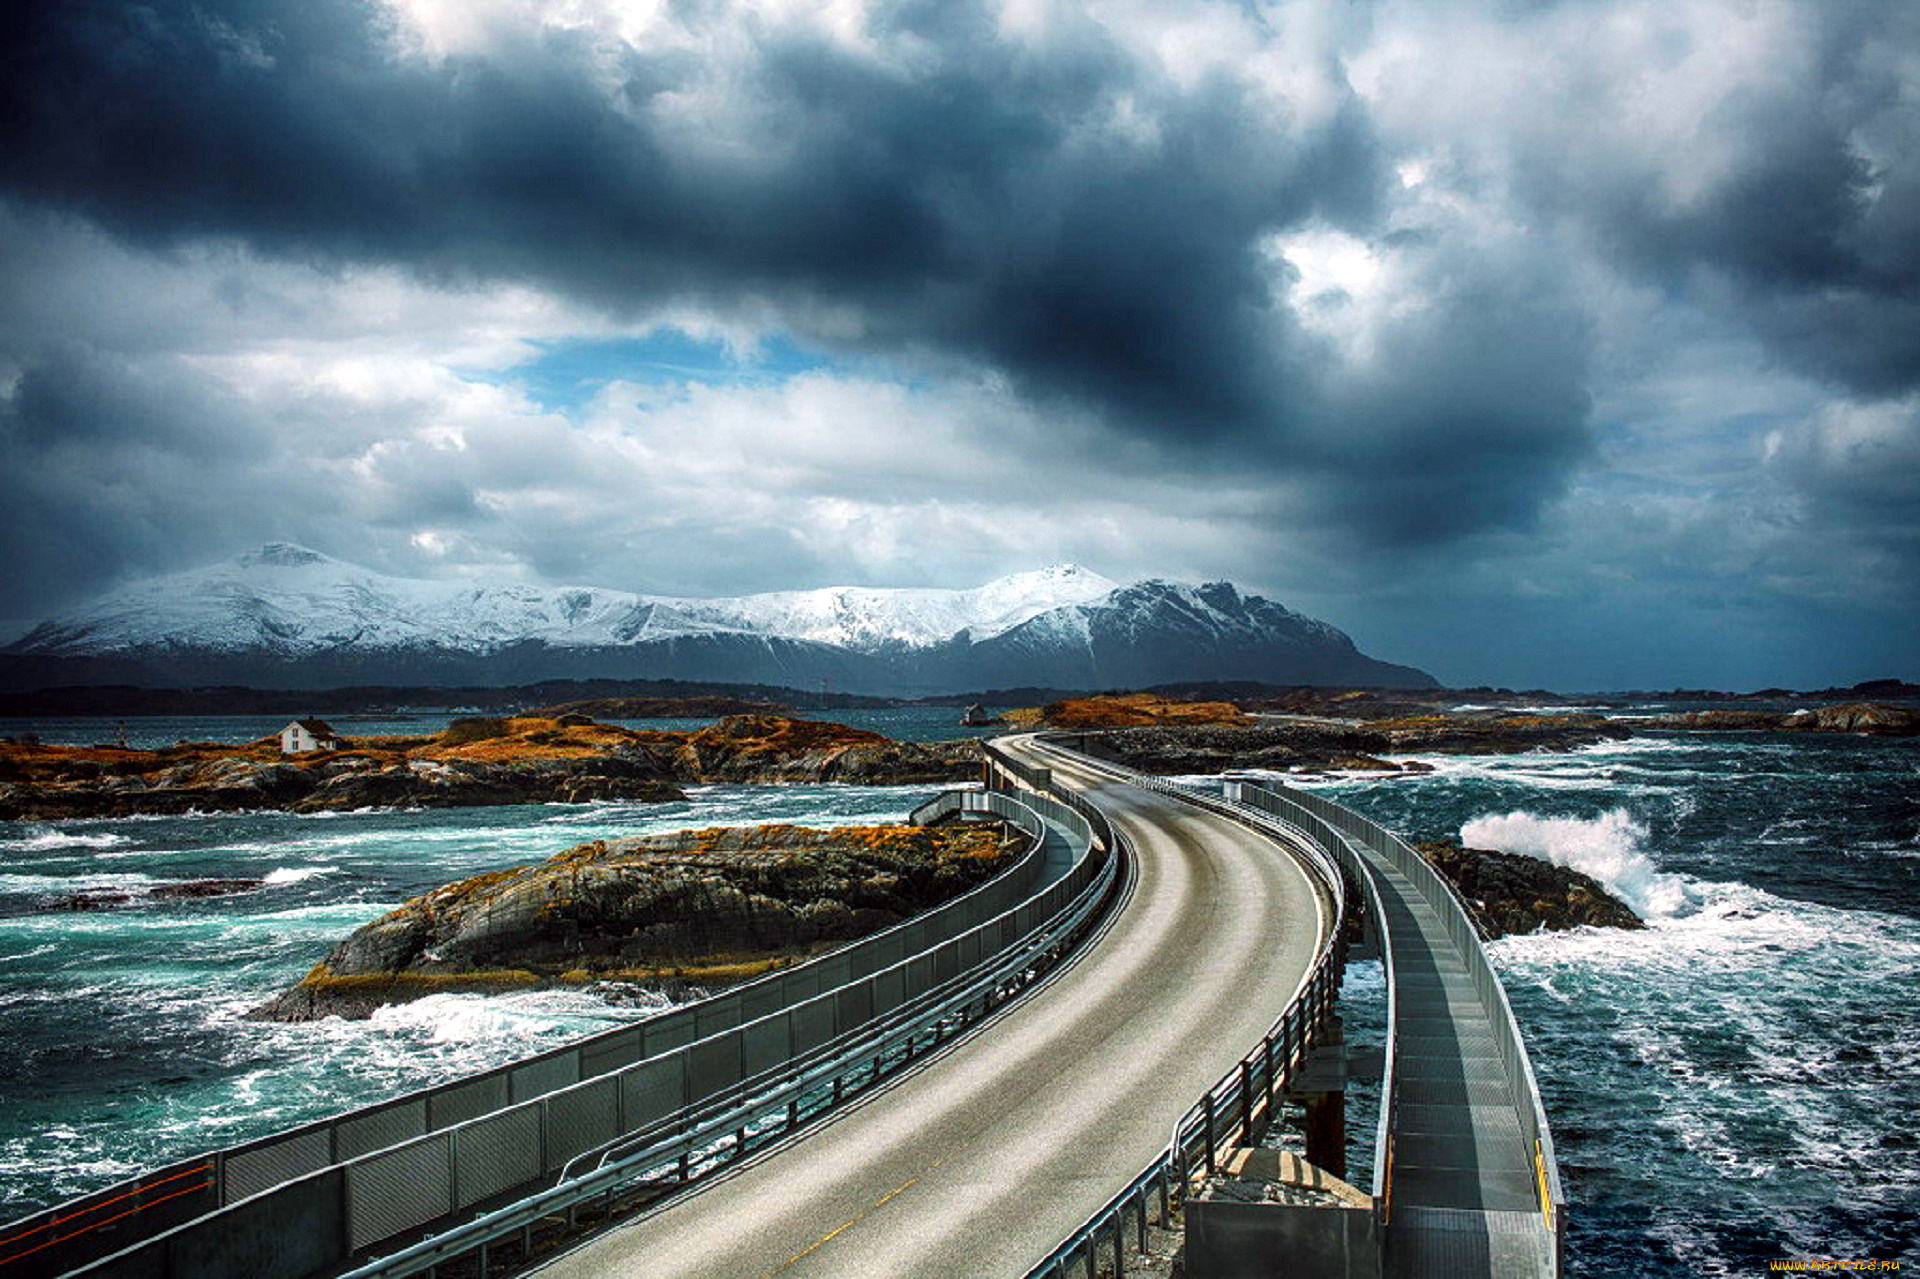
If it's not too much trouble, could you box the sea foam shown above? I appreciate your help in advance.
[263,866,337,886]
[0,827,133,853]
[1460,808,1695,918]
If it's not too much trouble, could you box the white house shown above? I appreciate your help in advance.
[280,718,343,754]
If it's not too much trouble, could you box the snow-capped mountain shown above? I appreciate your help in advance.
[1,545,1434,693]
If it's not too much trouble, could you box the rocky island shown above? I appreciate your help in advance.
[1636,701,1919,735]
[249,820,1023,1021]
[0,713,981,821]
[1413,840,1642,936]
[1019,694,1630,775]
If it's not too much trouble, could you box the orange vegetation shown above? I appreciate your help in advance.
[1028,693,1251,730]
[689,713,889,753]
[414,716,652,762]
[0,712,930,793]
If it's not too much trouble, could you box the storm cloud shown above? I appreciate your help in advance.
[0,0,1915,687]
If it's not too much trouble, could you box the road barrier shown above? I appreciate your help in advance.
[1004,735,1562,1279]
[1227,779,1565,1266]
[32,779,1120,1279]
[1017,738,1352,1279]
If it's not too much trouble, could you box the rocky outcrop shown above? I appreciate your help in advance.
[1067,724,1414,775]
[678,714,981,784]
[1641,701,1919,736]
[247,822,1022,1021]
[1036,707,1626,775]
[37,878,267,911]
[1015,693,1252,730]
[0,712,995,820]
[1412,840,1642,937]
[0,724,686,821]
[1356,714,1631,754]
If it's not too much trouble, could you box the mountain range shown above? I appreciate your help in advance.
[0,544,1435,694]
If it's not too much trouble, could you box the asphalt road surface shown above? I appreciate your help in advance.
[535,738,1331,1279]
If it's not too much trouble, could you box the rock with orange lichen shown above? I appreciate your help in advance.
[0,713,987,820]
[245,822,1024,1021]
[0,717,685,820]
[1020,693,1252,730]
[676,714,982,784]
[1058,710,1626,774]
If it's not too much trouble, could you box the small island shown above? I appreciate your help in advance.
[1008,693,1629,774]
[1413,840,1643,936]
[248,820,1024,1021]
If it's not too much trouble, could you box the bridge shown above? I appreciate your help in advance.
[2,734,1564,1278]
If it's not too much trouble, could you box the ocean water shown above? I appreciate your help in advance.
[1278,731,1919,1273]
[0,782,943,1218]
[2,721,1915,1273]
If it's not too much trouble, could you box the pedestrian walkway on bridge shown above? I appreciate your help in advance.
[1227,777,1562,1279]
[1361,842,1557,1278]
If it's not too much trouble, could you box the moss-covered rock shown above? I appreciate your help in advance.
[246,821,1023,1021]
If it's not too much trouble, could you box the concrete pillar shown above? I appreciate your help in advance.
[1304,1090,1346,1179]
[1289,1019,1347,1178]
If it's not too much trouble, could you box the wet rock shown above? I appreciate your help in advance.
[247,822,1023,1021]
[38,878,267,911]
[679,714,981,785]
[1412,840,1642,937]
[1642,701,1919,736]
[1358,714,1632,755]
[1065,724,1405,775]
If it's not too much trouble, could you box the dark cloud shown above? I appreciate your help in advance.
[0,347,290,615]
[1512,2,1920,397]
[0,1,1423,511]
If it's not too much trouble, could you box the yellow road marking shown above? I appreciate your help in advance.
[762,1171,933,1277]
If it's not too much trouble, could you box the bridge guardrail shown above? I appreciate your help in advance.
[62,785,1121,1279]
[1229,779,1565,1264]
[1012,737,1352,1279]
[1219,782,1400,1212]
[8,784,1054,1276]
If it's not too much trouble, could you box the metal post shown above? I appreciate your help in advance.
[1202,1094,1217,1175]
[1239,1059,1252,1141]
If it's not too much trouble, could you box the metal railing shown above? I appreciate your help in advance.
[1013,737,1353,1279]
[8,816,1049,1275]
[56,787,1121,1275]
[1228,780,1566,1262]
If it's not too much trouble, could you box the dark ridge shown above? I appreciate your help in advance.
[0,678,895,717]
[904,687,1091,707]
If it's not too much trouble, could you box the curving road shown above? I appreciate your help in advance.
[534,738,1332,1279]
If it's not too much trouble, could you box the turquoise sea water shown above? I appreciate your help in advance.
[1,718,1915,1271]
[0,781,944,1218]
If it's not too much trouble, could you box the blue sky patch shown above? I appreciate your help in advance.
[490,330,840,411]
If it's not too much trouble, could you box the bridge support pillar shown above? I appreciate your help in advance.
[1289,1020,1348,1179]
[1303,1091,1346,1180]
